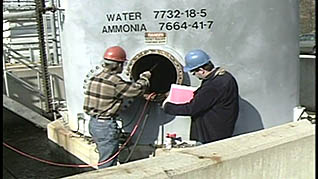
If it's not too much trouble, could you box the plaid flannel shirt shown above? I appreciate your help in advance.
[83,68,149,117]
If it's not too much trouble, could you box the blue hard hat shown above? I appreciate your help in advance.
[184,49,211,72]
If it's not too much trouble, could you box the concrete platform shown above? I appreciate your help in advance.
[47,118,160,169]
[62,120,315,179]
[3,94,51,129]
[47,120,99,169]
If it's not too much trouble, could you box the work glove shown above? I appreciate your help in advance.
[139,71,151,80]
[138,71,151,88]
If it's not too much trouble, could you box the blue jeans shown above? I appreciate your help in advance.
[89,117,120,169]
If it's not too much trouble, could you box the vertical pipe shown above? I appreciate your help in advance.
[43,15,52,65]
[37,71,43,110]
[161,125,164,146]
[35,0,53,118]
[55,0,64,64]
[49,0,59,65]
[29,47,34,62]
[56,0,63,31]
[50,75,57,120]
[3,53,10,97]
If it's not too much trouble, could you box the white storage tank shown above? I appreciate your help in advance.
[60,0,299,149]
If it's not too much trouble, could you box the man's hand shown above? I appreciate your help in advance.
[139,71,151,80]
[139,71,151,88]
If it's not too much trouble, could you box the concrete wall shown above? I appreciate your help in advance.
[63,120,315,179]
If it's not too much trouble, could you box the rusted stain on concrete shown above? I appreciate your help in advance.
[179,151,223,163]
[123,168,132,174]
[211,154,222,163]
[288,123,298,127]
[164,169,176,177]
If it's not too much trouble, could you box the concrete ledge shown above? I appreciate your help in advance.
[3,94,51,129]
[47,120,99,168]
[63,120,315,179]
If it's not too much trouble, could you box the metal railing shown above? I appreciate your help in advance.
[3,0,66,120]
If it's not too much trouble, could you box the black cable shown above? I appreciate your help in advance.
[296,109,306,121]
[124,113,149,163]
[300,116,316,124]
[71,118,81,134]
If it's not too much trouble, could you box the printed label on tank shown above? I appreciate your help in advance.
[144,32,167,44]
[101,8,214,34]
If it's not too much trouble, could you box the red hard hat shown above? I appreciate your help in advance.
[103,46,127,62]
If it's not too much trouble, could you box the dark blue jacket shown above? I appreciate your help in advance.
[163,68,239,144]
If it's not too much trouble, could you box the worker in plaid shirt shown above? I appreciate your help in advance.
[83,46,151,169]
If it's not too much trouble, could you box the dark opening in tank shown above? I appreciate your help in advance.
[131,54,177,94]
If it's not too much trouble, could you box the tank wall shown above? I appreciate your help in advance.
[61,0,299,138]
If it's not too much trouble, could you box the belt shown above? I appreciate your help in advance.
[97,116,114,120]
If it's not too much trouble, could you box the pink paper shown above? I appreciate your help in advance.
[168,84,197,104]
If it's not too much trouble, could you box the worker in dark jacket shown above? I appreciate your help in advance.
[83,46,151,168]
[163,49,239,144]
